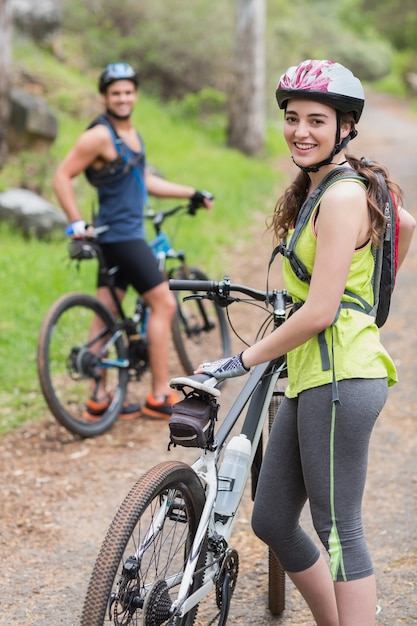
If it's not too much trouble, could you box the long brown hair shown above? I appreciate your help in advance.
[269,117,403,246]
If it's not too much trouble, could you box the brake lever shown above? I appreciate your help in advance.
[183,293,237,308]
[183,294,206,302]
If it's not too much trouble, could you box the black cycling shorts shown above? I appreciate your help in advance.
[97,239,164,294]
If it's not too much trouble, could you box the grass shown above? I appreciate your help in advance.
[0,223,96,432]
[0,41,289,434]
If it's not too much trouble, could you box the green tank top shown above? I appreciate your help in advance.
[282,193,397,398]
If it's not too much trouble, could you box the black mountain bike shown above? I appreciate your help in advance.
[37,203,230,438]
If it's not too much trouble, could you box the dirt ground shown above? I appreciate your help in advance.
[1,91,416,625]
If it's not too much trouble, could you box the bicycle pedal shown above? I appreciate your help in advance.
[169,374,221,398]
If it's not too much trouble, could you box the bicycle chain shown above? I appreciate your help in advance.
[207,610,221,626]
[204,549,239,626]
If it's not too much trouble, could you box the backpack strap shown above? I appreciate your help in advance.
[266,167,363,305]
[268,167,396,402]
[89,114,149,206]
[276,166,365,279]
[268,167,366,404]
[291,299,342,402]
[340,172,398,327]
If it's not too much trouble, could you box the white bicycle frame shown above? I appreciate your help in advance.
[168,360,285,619]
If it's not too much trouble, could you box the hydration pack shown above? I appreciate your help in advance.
[85,115,149,203]
[274,165,399,328]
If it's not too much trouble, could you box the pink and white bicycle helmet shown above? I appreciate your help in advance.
[276,60,365,172]
[276,59,364,123]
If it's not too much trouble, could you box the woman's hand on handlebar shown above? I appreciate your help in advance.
[195,352,249,379]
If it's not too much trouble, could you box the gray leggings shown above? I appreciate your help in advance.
[252,378,387,582]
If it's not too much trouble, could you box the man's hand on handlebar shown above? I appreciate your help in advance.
[195,353,249,379]
[188,190,214,213]
[65,220,95,239]
[65,221,108,239]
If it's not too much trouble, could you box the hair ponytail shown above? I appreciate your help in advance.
[346,155,403,246]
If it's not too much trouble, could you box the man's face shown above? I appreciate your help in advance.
[103,79,137,120]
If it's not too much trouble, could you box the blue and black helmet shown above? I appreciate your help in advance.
[98,63,139,93]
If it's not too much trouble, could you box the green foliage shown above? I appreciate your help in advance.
[265,0,393,109]
[166,88,228,143]
[338,0,417,88]
[332,35,393,82]
[0,222,97,434]
[12,36,100,119]
[172,88,227,120]
[15,150,57,195]
[359,0,417,50]
[55,0,410,105]
[373,51,414,97]
[60,0,233,99]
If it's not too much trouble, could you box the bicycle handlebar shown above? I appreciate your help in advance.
[145,201,205,231]
[169,277,291,310]
[68,202,203,259]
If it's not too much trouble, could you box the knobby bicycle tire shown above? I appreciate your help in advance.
[81,461,207,626]
[37,292,128,438]
[170,267,231,374]
[267,390,286,615]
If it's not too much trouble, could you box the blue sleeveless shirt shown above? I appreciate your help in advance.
[84,115,147,243]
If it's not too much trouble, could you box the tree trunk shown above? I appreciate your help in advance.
[0,0,12,169]
[227,0,265,156]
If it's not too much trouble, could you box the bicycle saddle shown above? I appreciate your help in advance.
[169,373,221,397]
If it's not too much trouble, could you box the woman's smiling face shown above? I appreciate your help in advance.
[283,99,349,169]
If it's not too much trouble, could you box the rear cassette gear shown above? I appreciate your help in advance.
[143,580,173,626]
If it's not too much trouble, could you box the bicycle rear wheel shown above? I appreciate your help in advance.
[267,389,286,615]
[80,461,207,626]
[37,292,128,438]
[170,267,231,374]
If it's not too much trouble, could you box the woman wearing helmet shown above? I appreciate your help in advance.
[195,60,415,624]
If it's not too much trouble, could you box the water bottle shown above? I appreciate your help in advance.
[214,434,251,519]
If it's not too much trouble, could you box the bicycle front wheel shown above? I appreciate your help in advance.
[37,292,128,438]
[81,461,207,626]
[170,267,231,374]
